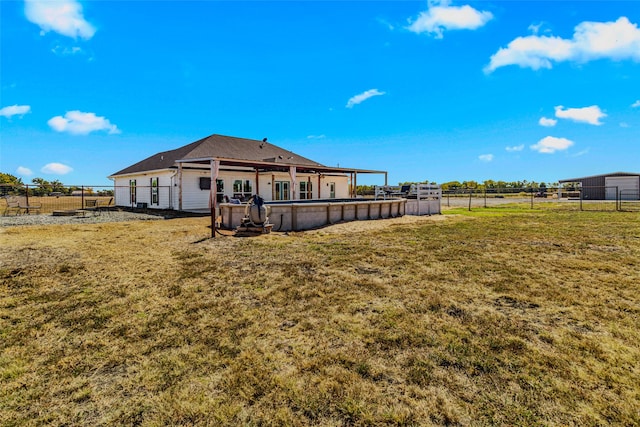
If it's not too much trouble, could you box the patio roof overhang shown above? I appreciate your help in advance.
[175,156,388,178]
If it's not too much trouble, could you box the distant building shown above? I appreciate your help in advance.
[559,172,640,200]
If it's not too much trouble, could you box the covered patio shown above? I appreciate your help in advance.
[175,156,388,211]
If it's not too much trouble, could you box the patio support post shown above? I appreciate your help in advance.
[354,172,358,198]
[210,159,220,238]
[255,169,259,197]
[317,174,321,199]
[289,166,297,200]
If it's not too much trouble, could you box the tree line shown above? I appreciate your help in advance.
[0,173,113,197]
[356,179,563,194]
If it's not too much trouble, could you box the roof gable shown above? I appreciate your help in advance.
[111,134,323,176]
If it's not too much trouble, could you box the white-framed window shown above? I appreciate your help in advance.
[150,177,159,205]
[233,179,253,200]
[199,178,225,202]
[300,180,313,200]
[329,182,336,199]
[129,179,136,204]
[215,179,224,203]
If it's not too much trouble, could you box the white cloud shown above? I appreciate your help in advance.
[486,17,640,73]
[505,144,524,152]
[479,154,494,162]
[530,136,574,154]
[346,89,385,108]
[620,122,630,128]
[25,0,96,39]
[632,100,640,108]
[407,1,493,39]
[52,45,83,56]
[41,163,73,175]
[571,148,590,157]
[48,111,120,135]
[554,105,606,125]
[16,166,33,176]
[539,117,557,127]
[0,104,31,118]
[307,134,326,140]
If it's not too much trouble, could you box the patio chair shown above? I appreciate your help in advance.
[3,197,24,216]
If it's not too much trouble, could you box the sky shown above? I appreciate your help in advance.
[1,0,639,187]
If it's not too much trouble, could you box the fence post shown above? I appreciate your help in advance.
[25,184,30,210]
[81,185,85,209]
[530,187,534,209]
[484,188,487,208]
[579,187,583,211]
[447,191,450,207]
[468,188,472,211]
[616,186,620,211]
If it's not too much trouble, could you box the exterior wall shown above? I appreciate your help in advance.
[112,168,351,210]
[220,199,406,231]
[259,172,349,201]
[113,171,175,209]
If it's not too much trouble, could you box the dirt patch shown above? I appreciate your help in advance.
[305,214,449,234]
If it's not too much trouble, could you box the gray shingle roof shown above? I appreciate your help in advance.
[111,134,324,176]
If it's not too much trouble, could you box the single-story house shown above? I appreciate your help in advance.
[108,133,388,211]
[559,172,640,200]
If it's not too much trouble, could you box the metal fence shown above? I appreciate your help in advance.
[442,187,640,212]
[1,184,115,215]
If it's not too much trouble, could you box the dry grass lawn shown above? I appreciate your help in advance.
[1,210,639,426]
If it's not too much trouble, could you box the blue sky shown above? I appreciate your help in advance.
[1,0,639,186]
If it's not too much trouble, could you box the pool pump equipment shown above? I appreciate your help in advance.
[236,195,273,234]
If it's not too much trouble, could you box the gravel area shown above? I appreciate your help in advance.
[0,210,166,227]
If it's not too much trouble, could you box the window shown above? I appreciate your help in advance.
[129,179,136,204]
[150,177,159,205]
[300,180,313,200]
[233,179,253,199]
[199,178,225,202]
[199,177,211,190]
[215,179,224,203]
[329,182,336,199]
[274,181,290,201]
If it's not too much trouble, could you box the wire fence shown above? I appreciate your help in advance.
[1,184,116,215]
[3,184,639,215]
[442,187,640,212]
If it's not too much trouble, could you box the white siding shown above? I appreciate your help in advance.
[113,168,351,211]
[113,172,176,209]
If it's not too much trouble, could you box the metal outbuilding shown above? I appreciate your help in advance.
[559,172,640,200]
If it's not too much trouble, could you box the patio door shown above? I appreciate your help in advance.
[274,181,290,201]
